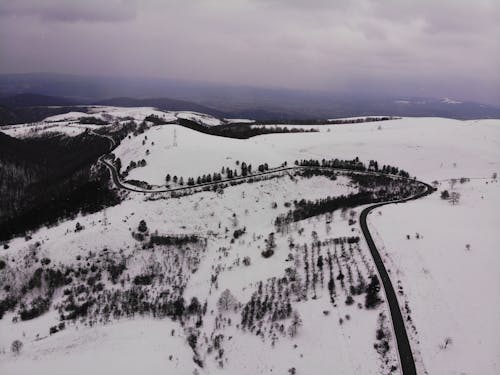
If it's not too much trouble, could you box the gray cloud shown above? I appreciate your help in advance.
[0,0,498,104]
[0,0,137,23]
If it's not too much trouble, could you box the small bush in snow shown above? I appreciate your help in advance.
[345,295,354,305]
[138,220,148,233]
[449,192,461,205]
[440,190,450,200]
[440,337,453,350]
[11,340,23,355]
[242,256,251,266]
[261,232,276,258]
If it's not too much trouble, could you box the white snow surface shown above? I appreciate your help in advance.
[1,173,394,375]
[175,111,223,126]
[0,316,196,375]
[1,113,499,375]
[0,106,229,138]
[224,118,255,124]
[369,178,500,375]
[114,117,500,186]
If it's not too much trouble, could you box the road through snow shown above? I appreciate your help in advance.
[93,129,433,375]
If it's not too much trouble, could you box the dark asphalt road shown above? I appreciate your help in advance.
[360,181,433,375]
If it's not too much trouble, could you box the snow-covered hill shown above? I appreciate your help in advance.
[114,116,500,186]
[0,106,229,138]
[0,112,499,375]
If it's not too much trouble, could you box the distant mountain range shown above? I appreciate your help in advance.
[0,73,499,124]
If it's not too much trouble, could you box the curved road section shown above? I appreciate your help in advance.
[91,129,434,374]
[360,182,433,375]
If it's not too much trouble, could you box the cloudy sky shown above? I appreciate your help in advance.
[0,0,499,104]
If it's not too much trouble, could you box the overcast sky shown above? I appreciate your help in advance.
[0,0,499,104]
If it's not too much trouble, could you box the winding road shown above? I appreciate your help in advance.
[360,182,433,375]
[92,130,434,375]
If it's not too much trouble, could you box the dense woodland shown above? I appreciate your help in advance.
[0,131,121,241]
[255,116,397,125]
[178,118,318,139]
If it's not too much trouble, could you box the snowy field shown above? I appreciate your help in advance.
[0,317,196,375]
[1,109,499,375]
[369,178,500,375]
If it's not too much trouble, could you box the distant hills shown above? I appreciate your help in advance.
[0,73,499,124]
[94,97,226,118]
[0,94,85,125]
[0,93,78,107]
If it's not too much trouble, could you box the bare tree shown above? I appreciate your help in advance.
[217,289,237,312]
[288,311,303,337]
[449,192,461,205]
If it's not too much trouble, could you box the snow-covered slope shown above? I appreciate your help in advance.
[369,177,500,375]
[113,125,281,186]
[0,106,233,139]
[1,113,499,375]
[1,174,398,375]
[114,117,500,186]
[176,111,223,127]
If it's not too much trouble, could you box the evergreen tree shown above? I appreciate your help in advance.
[138,219,148,233]
[365,275,382,309]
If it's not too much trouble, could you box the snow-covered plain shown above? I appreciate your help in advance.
[1,111,499,375]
